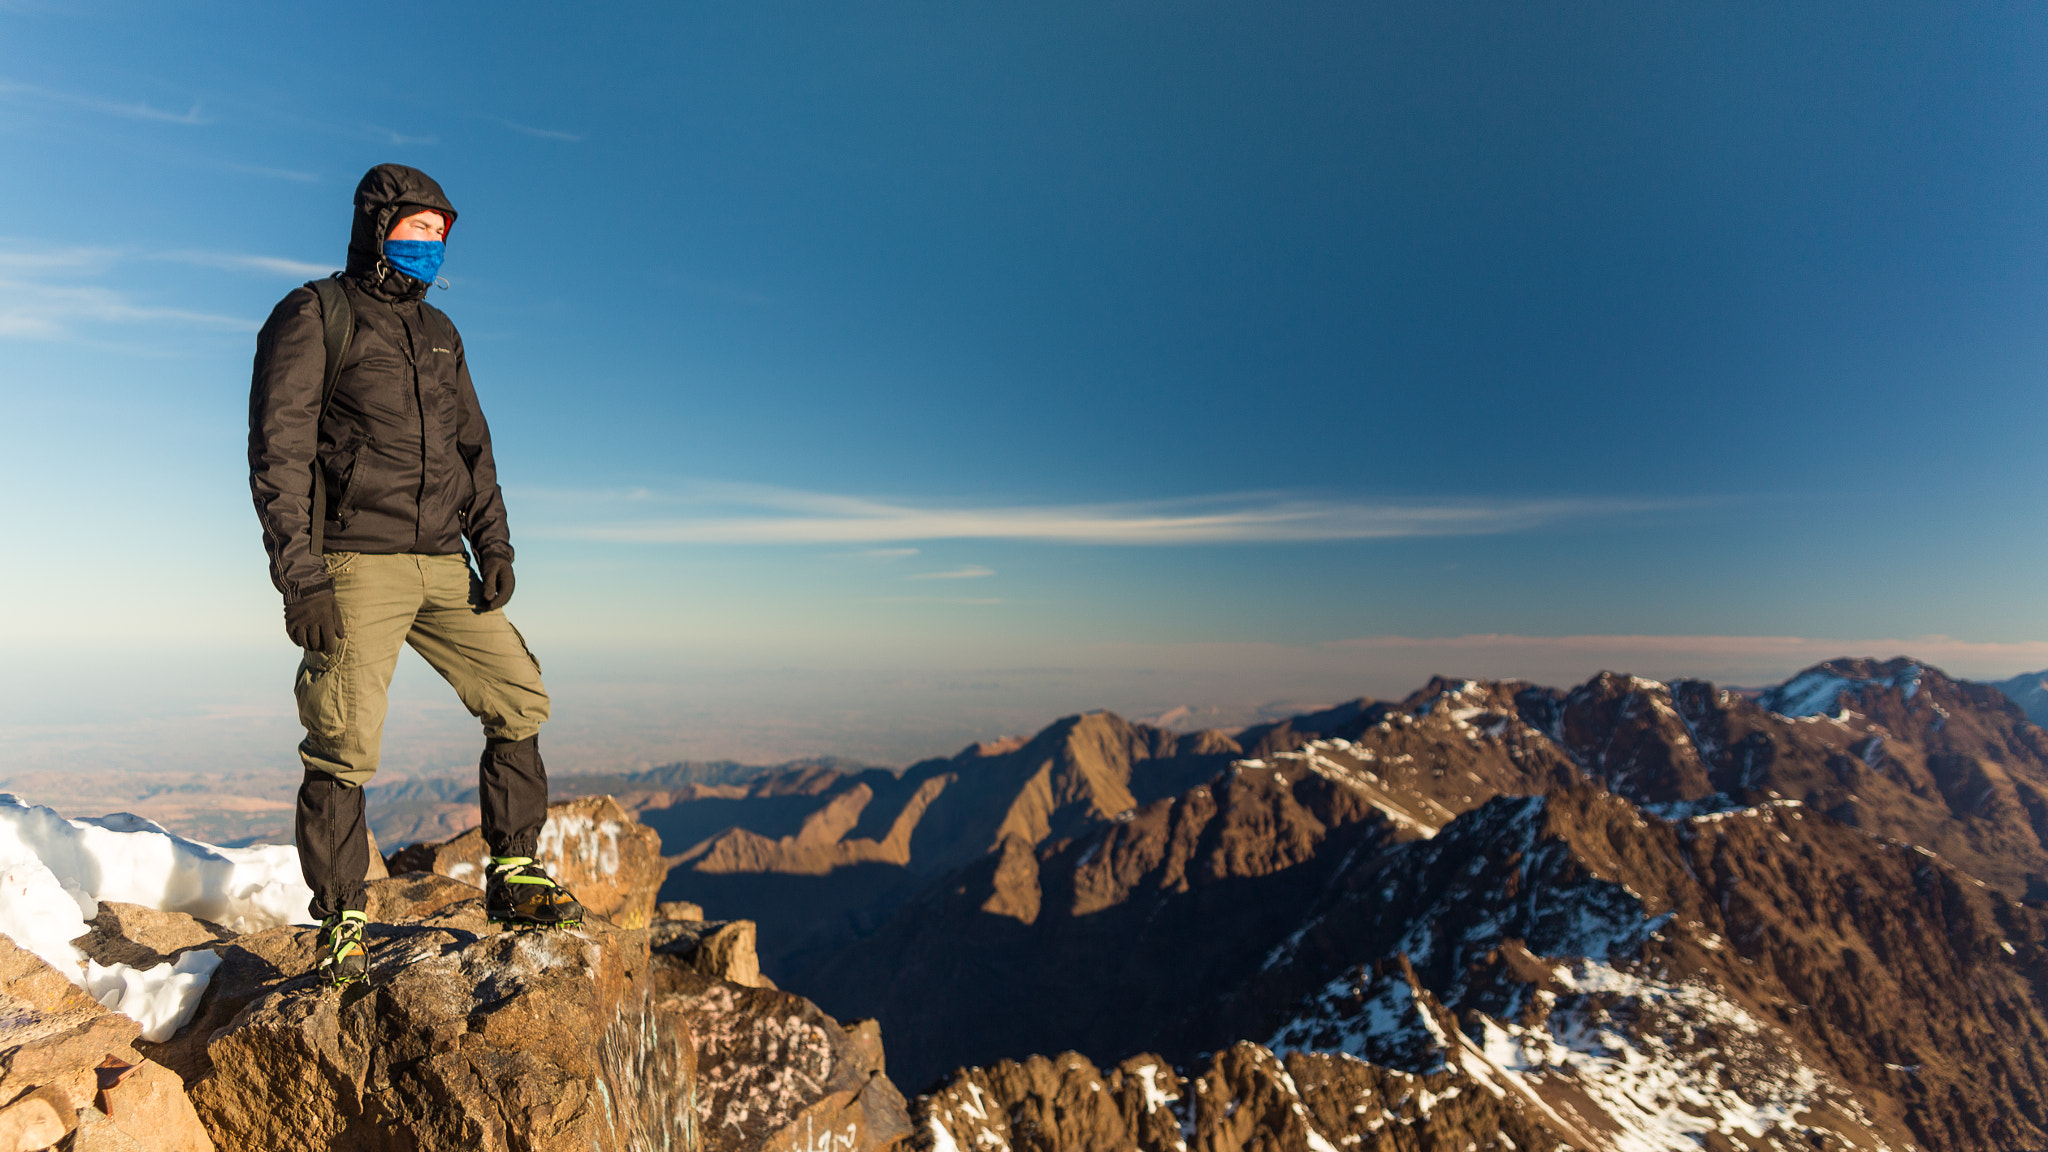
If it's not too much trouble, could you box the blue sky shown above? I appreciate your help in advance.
[4,1,2048,769]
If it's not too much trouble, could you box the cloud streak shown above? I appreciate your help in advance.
[496,118,583,142]
[365,125,438,146]
[0,79,209,125]
[229,164,318,183]
[0,242,321,339]
[907,566,995,580]
[155,251,332,278]
[529,482,1683,546]
[1322,632,2048,672]
[0,280,254,338]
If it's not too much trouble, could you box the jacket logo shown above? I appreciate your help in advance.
[432,347,452,354]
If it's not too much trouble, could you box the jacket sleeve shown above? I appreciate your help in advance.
[248,285,332,604]
[447,319,514,564]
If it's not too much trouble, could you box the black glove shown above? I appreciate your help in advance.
[479,556,516,612]
[284,589,346,653]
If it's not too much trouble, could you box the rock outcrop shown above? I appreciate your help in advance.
[4,797,913,1152]
[386,795,666,928]
[0,933,216,1152]
[661,965,909,1152]
[156,882,909,1152]
[918,1043,1569,1152]
[180,885,695,1152]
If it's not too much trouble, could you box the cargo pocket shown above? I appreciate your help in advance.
[294,637,353,742]
[508,622,542,676]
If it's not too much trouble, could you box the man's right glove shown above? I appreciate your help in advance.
[478,556,515,613]
[285,589,347,653]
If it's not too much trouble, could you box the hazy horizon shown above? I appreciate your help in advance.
[4,637,2041,785]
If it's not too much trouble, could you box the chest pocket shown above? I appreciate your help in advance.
[420,309,460,390]
[338,323,408,395]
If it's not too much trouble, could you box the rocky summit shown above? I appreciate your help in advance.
[1,798,909,1152]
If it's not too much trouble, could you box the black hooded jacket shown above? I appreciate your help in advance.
[248,164,512,603]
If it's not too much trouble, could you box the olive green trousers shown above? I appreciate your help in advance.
[295,551,550,787]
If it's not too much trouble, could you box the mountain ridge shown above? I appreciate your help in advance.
[625,656,2048,1149]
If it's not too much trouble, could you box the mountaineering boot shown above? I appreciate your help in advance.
[485,856,585,928]
[317,910,369,986]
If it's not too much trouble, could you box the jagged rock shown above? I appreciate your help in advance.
[0,1085,74,1150]
[655,961,909,1152]
[138,874,459,1088]
[0,934,139,1108]
[385,796,664,928]
[657,900,705,922]
[0,934,216,1152]
[652,919,772,989]
[917,1044,1568,1152]
[71,904,231,972]
[181,893,695,1152]
[364,826,388,882]
[71,1103,149,1150]
[92,1057,215,1152]
[364,872,479,921]
[841,1019,886,1077]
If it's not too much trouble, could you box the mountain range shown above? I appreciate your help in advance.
[538,656,2048,1150]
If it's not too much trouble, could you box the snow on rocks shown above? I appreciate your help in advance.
[1267,957,1456,1074]
[84,950,225,1044]
[387,795,666,928]
[917,1043,1561,1152]
[0,792,309,1042]
[1760,661,1922,718]
[0,928,219,1151]
[1473,959,1890,1152]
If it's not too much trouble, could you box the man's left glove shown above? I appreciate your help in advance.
[285,589,347,653]
[479,556,516,612]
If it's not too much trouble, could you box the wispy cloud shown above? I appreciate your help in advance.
[0,241,310,339]
[1324,632,2048,670]
[0,280,253,338]
[229,163,318,183]
[0,79,209,125]
[907,566,995,580]
[496,118,583,142]
[871,596,1005,605]
[365,125,438,146]
[0,246,119,273]
[527,481,1684,546]
[155,251,332,278]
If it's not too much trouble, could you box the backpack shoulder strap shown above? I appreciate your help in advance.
[306,276,356,559]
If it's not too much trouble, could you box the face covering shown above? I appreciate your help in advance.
[383,239,445,284]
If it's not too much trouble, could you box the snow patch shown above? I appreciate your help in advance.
[0,795,311,933]
[0,793,305,1045]
[1478,959,1878,1150]
[539,813,623,879]
[1762,664,1922,719]
[85,949,224,1041]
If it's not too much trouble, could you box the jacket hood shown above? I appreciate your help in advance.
[346,164,459,299]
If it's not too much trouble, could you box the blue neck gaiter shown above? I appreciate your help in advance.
[383,239,445,284]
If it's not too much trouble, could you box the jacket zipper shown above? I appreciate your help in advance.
[399,308,428,553]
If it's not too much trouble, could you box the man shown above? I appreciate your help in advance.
[249,163,584,986]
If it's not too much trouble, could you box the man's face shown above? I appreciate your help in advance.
[387,210,448,243]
